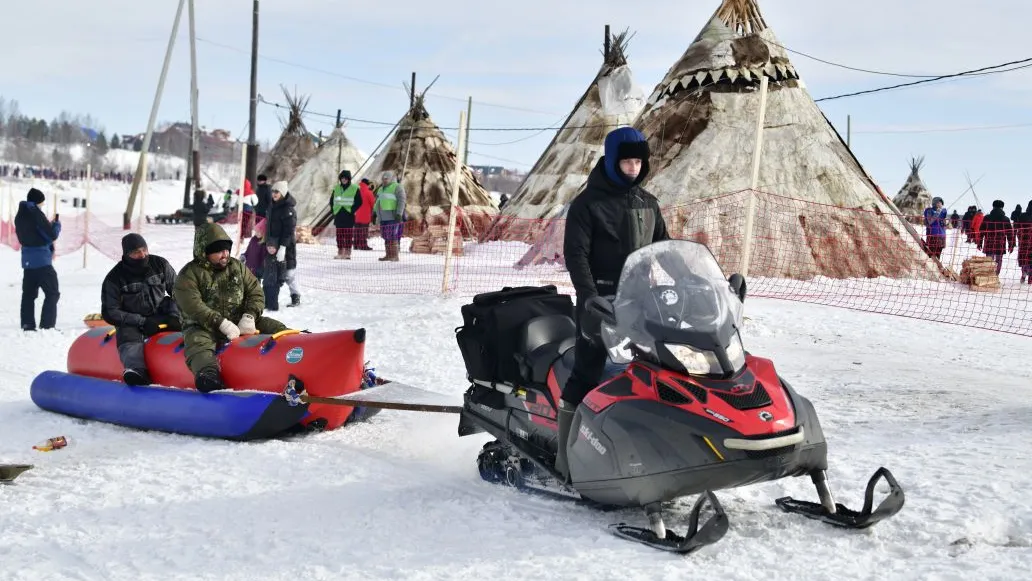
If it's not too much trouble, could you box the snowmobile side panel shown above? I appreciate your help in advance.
[569,398,827,507]
[30,370,308,441]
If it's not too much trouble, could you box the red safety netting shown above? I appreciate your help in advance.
[3,190,1030,338]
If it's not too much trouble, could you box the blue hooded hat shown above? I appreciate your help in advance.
[603,127,650,186]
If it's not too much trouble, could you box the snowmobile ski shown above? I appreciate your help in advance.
[0,464,33,484]
[609,492,729,554]
[775,467,904,529]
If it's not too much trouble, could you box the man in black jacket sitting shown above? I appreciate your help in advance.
[556,126,669,478]
[100,233,182,386]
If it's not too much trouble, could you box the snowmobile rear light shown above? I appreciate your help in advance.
[723,427,804,451]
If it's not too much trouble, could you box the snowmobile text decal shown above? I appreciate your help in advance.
[579,424,608,455]
[705,408,732,423]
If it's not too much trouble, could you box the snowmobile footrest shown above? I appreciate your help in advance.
[609,491,729,554]
[775,467,905,529]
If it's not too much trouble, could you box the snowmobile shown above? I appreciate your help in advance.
[456,240,905,553]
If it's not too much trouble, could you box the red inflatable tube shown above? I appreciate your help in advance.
[66,326,367,430]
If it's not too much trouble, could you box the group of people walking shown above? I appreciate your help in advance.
[925,197,1032,282]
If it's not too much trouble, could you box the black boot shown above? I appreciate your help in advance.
[122,368,152,386]
[554,399,575,481]
[287,293,301,307]
[195,367,226,393]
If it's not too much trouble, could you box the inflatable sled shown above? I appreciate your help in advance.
[30,371,308,441]
[30,325,373,440]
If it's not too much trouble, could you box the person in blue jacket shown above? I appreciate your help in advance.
[923,196,947,260]
[14,188,61,330]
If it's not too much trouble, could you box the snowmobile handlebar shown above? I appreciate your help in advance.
[584,295,617,326]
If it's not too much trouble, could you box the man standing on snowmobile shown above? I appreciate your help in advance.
[173,223,288,392]
[557,126,669,478]
[101,233,182,386]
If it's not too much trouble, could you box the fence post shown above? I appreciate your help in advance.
[84,164,92,268]
[441,109,468,294]
[739,74,769,278]
[235,143,247,255]
[137,154,148,233]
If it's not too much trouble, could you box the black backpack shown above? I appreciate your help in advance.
[456,285,574,385]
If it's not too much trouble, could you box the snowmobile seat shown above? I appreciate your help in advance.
[516,315,576,384]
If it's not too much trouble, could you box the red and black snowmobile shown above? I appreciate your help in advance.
[456,240,904,553]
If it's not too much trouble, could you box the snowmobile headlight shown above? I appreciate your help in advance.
[665,343,721,376]
[726,332,746,372]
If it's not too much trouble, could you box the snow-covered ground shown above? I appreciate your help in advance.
[1,180,1030,579]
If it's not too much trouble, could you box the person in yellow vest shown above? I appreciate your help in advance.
[373,170,406,261]
[331,170,363,259]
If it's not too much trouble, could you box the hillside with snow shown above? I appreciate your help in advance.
[1,138,244,194]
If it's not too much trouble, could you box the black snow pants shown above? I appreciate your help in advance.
[21,265,59,330]
[561,298,608,406]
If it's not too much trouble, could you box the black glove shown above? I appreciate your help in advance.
[161,315,183,332]
[141,317,163,336]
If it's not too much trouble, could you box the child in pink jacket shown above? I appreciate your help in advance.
[241,218,266,280]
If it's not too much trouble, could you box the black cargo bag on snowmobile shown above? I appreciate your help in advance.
[456,285,574,385]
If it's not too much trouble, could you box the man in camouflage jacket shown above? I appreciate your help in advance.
[173,223,287,392]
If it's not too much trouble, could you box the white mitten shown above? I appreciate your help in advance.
[276,246,286,261]
[219,318,241,340]
[237,313,257,335]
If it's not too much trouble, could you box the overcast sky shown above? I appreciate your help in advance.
[4,0,1031,211]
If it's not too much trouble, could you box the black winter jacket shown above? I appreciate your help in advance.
[266,193,298,269]
[101,255,180,329]
[191,199,209,227]
[255,183,272,218]
[563,157,669,299]
[332,183,364,228]
[978,208,1016,255]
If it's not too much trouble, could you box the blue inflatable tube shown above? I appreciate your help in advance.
[30,371,310,441]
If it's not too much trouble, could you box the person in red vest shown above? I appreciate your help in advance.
[236,179,257,238]
[971,209,985,250]
[354,178,375,250]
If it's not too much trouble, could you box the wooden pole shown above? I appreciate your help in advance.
[187,0,199,190]
[604,24,611,59]
[464,96,472,164]
[245,0,261,190]
[441,110,468,293]
[409,72,416,108]
[83,164,91,268]
[740,75,769,277]
[137,154,148,233]
[125,0,186,229]
[847,114,852,148]
[234,143,247,255]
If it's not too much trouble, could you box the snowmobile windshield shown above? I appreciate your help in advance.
[601,240,746,377]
